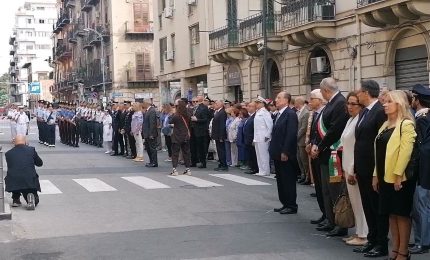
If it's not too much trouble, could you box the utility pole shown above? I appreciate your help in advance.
[262,0,270,99]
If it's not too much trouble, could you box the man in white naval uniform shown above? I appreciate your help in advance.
[253,96,273,176]
[16,106,30,137]
[7,105,18,142]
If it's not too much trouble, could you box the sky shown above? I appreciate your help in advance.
[0,1,28,75]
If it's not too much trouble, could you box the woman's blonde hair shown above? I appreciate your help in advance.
[385,90,415,123]
[132,102,142,111]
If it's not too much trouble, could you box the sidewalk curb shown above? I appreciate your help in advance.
[0,203,12,220]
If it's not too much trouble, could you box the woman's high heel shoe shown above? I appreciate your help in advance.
[389,250,398,260]
[397,251,411,260]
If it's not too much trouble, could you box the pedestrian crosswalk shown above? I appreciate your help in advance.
[38,174,272,195]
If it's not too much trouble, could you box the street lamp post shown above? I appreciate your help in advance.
[84,28,106,108]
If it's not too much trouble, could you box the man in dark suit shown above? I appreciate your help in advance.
[353,80,388,257]
[307,89,327,225]
[123,102,136,159]
[311,78,349,237]
[269,91,299,215]
[5,135,43,210]
[191,96,210,168]
[111,103,125,156]
[211,100,228,171]
[143,102,159,167]
[243,102,258,174]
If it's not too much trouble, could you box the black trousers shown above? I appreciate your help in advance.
[165,135,172,157]
[80,120,87,142]
[190,132,198,165]
[127,132,136,157]
[246,144,258,172]
[274,159,298,210]
[320,164,342,226]
[112,130,124,154]
[311,158,325,217]
[195,135,207,166]
[12,189,39,205]
[358,175,389,247]
[72,122,80,146]
[37,121,42,142]
[47,124,56,145]
[145,138,158,165]
[172,141,191,168]
[94,122,103,147]
[215,140,227,168]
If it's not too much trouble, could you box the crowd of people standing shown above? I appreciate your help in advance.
[5,76,430,259]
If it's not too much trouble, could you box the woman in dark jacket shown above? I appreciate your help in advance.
[169,99,192,176]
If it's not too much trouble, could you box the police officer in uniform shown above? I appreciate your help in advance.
[411,84,430,255]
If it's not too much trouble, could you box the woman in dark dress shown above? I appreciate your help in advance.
[373,90,417,260]
[169,99,192,176]
[236,108,249,168]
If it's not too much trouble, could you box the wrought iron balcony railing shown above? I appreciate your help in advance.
[209,25,239,51]
[357,0,383,7]
[279,0,335,31]
[65,0,76,8]
[239,12,279,44]
[55,42,72,60]
[125,21,154,34]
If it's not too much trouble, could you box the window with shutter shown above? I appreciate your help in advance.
[144,52,152,79]
[136,53,145,81]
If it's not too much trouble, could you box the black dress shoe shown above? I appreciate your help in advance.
[410,245,429,254]
[274,206,286,212]
[245,170,257,175]
[145,163,158,168]
[316,224,334,232]
[353,242,374,253]
[279,208,297,214]
[310,216,326,225]
[310,193,317,197]
[363,246,388,258]
[318,219,329,227]
[301,180,311,185]
[326,226,348,237]
[197,164,206,169]
[110,153,119,156]
[297,177,306,184]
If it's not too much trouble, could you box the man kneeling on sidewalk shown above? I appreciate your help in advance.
[5,135,43,210]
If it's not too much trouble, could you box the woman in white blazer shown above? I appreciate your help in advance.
[341,92,368,246]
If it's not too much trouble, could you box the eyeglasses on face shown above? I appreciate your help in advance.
[346,102,360,106]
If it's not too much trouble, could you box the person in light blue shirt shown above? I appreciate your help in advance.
[43,103,57,147]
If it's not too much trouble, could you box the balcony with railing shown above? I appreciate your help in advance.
[125,21,154,38]
[9,46,16,55]
[238,12,283,56]
[9,35,16,45]
[65,0,76,8]
[89,25,110,45]
[55,41,72,62]
[208,25,243,63]
[81,0,99,12]
[9,66,17,76]
[277,0,336,46]
[53,10,71,34]
[9,57,18,66]
[356,0,430,28]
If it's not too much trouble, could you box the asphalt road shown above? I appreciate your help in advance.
[0,120,427,260]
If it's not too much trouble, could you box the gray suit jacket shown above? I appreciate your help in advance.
[143,107,158,139]
[297,107,310,147]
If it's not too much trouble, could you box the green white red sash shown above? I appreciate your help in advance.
[317,112,343,183]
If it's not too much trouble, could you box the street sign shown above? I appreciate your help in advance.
[135,93,152,99]
[29,82,41,94]
[112,92,123,98]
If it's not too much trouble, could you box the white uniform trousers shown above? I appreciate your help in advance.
[16,123,28,136]
[254,141,270,175]
[10,122,17,140]
[346,173,368,238]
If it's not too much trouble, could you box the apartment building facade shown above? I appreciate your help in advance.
[154,0,430,103]
[8,0,57,105]
[153,0,211,104]
[207,0,430,102]
[52,0,157,105]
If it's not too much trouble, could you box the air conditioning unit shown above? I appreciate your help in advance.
[311,57,328,74]
[164,7,173,18]
[164,51,175,61]
[188,0,197,5]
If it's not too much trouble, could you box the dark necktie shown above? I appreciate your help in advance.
[358,108,369,127]
[312,112,319,126]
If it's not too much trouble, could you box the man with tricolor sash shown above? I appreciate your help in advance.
[311,78,349,237]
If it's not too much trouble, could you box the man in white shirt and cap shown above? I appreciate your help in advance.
[7,105,18,143]
[15,106,30,137]
[253,96,273,176]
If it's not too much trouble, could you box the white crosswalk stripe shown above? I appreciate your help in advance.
[73,178,117,192]
[168,175,223,188]
[122,176,170,189]
[209,174,271,186]
[39,180,62,195]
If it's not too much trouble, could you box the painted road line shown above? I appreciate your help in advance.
[122,176,170,189]
[73,178,117,192]
[168,175,223,188]
[209,174,271,186]
[39,180,62,195]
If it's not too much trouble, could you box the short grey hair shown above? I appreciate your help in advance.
[320,77,338,93]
